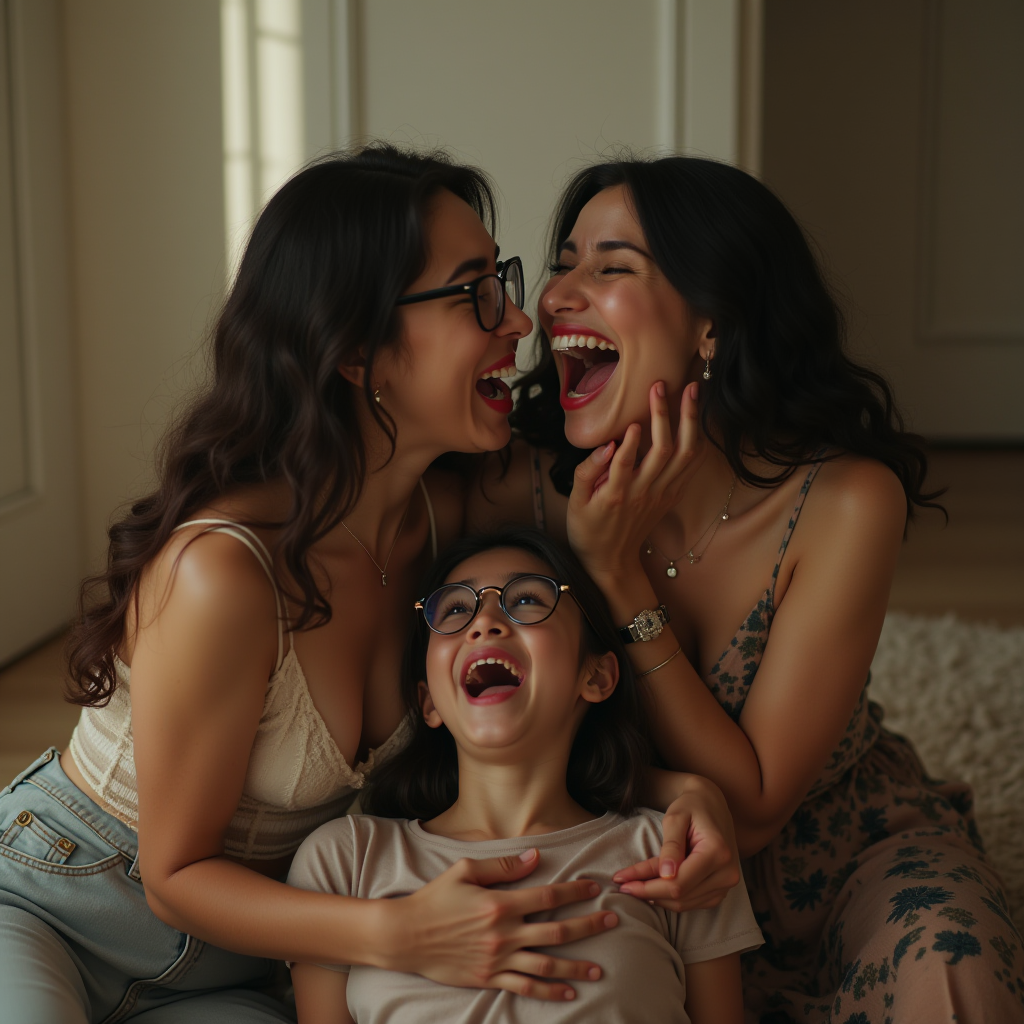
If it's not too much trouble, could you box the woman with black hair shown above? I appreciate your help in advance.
[287,528,762,1023]
[470,157,1021,1021]
[0,145,740,1022]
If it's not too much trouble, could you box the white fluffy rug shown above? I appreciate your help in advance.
[869,612,1024,922]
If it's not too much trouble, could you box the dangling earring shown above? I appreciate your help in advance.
[702,355,712,381]
[373,388,382,404]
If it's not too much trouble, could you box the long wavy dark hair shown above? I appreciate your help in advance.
[511,156,943,518]
[364,528,652,820]
[67,143,497,706]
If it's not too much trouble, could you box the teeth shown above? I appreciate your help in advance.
[551,334,617,353]
[466,657,522,679]
[479,363,517,380]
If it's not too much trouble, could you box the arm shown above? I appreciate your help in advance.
[130,533,615,998]
[568,395,906,855]
[683,953,744,1024]
[292,964,353,1024]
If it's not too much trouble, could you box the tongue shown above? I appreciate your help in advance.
[575,361,617,395]
[466,663,520,698]
[476,378,508,400]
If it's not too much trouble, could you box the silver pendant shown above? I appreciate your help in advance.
[381,574,387,587]
[666,564,678,578]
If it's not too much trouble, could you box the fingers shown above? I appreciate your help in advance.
[504,952,602,983]
[455,849,541,888]
[518,909,619,949]
[487,972,578,1003]
[570,442,615,504]
[670,381,704,475]
[611,855,660,885]
[510,878,604,917]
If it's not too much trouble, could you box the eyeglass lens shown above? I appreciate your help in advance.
[422,575,560,634]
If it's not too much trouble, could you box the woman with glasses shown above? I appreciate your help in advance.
[288,528,762,1024]
[470,156,1019,1021]
[0,144,738,1023]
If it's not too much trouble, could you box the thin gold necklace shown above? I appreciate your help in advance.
[341,499,412,587]
[646,477,737,576]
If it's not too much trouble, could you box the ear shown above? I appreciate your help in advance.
[336,360,366,388]
[417,680,444,728]
[579,651,619,705]
[696,317,717,361]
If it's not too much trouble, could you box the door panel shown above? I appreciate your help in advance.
[0,1,82,665]
[762,0,1024,439]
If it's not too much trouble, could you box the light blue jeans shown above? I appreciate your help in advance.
[0,749,294,1023]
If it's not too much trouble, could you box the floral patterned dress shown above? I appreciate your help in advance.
[706,463,1024,1024]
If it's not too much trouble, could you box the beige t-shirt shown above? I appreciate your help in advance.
[287,808,762,1023]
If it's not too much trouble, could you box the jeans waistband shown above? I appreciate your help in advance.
[7,748,139,862]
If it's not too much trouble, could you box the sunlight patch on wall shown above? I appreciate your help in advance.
[221,0,306,283]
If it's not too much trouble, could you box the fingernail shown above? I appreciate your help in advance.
[655,381,665,398]
[587,882,600,897]
[689,381,699,401]
[618,884,635,895]
[519,848,537,862]
[588,967,601,980]
[603,913,618,928]
[611,872,624,882]
[659,860,677,879]
[595,442,614,463]
[563,989,576,1001]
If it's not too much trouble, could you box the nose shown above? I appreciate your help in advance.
[541,269,587,318]
[497,297,533,342]
[467,589,511,640]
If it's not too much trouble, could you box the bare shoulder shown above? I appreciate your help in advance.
[133,524,279,665]
[464,438,536,532]
[810,455,907,530]
[791,455,907,572]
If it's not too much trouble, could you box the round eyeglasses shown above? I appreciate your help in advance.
[396,257,524,333]
[416,574,590,636]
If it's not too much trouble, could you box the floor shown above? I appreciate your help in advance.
[1,449,1022,786]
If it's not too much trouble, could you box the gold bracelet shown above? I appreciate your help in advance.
[635,646,683,678]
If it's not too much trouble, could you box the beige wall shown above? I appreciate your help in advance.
[63,0,226,569]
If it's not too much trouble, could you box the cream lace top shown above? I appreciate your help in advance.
[68,483,435,860]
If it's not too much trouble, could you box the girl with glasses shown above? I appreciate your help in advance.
[0,145,737,1022]
[287,528,762,1024]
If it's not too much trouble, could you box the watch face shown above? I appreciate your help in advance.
[637,610,662,639]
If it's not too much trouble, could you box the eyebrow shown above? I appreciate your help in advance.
[453,570,533,588]
[559,239,652,259]
[444,244,501,285]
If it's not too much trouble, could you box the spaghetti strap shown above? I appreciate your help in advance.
[418,479,438,560]
[529,446,547,533]
[768,462,824,602]
[173,519,286,672]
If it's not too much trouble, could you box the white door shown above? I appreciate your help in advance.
[760,0,1024,440]
[0,1,82,665]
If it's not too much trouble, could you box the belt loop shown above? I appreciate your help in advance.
[127,850,143,881]
[1,747,58,796]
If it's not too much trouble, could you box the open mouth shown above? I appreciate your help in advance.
[551,331,619,408]
[463,656,523,702]
[475,358,516,413]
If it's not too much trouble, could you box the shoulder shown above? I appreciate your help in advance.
[132,523,279,666]
[801,454,907,543]
[143,524,278,627]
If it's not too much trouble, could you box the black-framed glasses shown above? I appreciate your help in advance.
[416,573,595,636]
[396,256,524,332]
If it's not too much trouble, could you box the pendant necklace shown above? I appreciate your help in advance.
[646,477,737,576]
[341,498,412,587]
